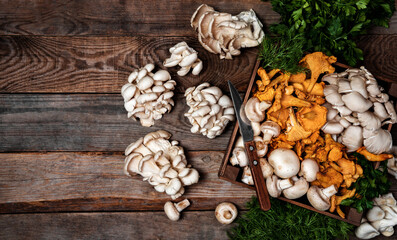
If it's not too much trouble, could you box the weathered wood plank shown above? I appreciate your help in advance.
[0,211,234,240]
[0,36,258,93]
[1,94,396,152]
[0,35,396,93]
[0,151,254,213]
[0,211,393,240]
[0,0,395,36]
[0,0,279,36]
[0,94,241,152]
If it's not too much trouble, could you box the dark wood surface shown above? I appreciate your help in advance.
[0,0,396,239]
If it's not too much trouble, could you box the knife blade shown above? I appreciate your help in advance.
[228,81,271,211]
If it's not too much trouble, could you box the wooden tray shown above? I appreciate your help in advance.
[218,60,380,226]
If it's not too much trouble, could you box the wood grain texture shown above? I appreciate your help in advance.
[356,35,397,83]
[0,36,258,93]
[0,35,396,94]
[0,94,241,152]
[0,0,279,36]
[0,211,393,240]
[0,0,395,36]
[0,151,254,213]
[0,211,234,240]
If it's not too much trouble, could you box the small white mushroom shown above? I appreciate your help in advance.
[266,175,293,198]
[355,222,380,239]
[282,176,309,199]
[215,202,238,224]
[259,158,273,179]
[268,148,300,178]
[260,121,281,143]
[299,159,319,182]
[164,199,190,221]
[241,166,254,185]
[307,185,337,211]
[164,42,203,76]
[244,97,271,123]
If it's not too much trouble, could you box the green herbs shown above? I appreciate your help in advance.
[228,197,353,240]
[258,30,306,74]
[268,0,395,66]
[340,153,391,213]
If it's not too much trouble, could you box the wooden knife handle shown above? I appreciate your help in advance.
[244,141,271,211]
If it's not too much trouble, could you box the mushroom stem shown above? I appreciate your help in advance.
[175,199,191,212]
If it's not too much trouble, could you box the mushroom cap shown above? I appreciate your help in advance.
[364,129,392,155]
[215,202,238,224]
[341,91,373,113]
[283,177,309,199]
[260,120,281,143]
[268,148,300,178]
[299,159,319,182]
[355,222,380,239]
[340,125,363,152]
[307,185,336,211]
[164,201,180,221]
[366,206,385,222]
[244,97,266,122]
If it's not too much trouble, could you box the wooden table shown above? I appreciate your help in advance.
[0,1,396,239]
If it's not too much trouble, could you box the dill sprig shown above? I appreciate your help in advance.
[258,29,306,74]
[228,197,353,240]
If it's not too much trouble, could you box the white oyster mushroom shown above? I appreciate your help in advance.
[191,4,264,59]
[164,42,203,76]
[124,130,199,200]
[121,64,176,127]
[322,66,396,155]
[184,83,234,139]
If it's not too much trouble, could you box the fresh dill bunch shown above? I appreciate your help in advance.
[258,28,306,74]
[228,197,353,240]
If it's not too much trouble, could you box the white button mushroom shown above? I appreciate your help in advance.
[299,159,319,182]
[244,97,271,123]
[164,199,190,221]
[307,185,337,211]
[215,202,238,224]
[268,148,300,179]
[260,121,281,144]
[282,176,309,199]
[241,166,254,185]
[266,175,293,198]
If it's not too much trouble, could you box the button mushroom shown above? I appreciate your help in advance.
[307,185,337,211]
[164,199,190,221]
[299,158,319,182]
[268,148,300,178]
[215,202,238,224]
[282,176,309,199]
[266,175,293,198]
[260,121,281,144]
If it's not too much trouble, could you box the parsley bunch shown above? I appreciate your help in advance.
[228,197,353,240]
[268,0,395,66]
[340,153,391,213]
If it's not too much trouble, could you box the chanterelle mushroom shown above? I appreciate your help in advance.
[191,4,264,59]
[215,202,238,224]
[185,83,235,139]
[164,42,203,76]
[121,64,176,127]
[124,130,199,199]
[164,199,190,221]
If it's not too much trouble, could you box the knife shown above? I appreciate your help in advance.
[228,81,271,211]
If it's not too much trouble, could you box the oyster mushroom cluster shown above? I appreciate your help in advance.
[124,130,199,200]
[321,66,396,154]
[121,64,176,127]
[355,193,397,239]
[191,4,264,59]
[164,41,203,76]
[184,82,235,139]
